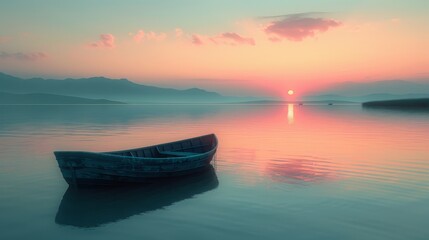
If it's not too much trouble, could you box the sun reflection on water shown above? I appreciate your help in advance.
[287,103,294,124]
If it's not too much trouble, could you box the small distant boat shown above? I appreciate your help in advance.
[54,134,218,186]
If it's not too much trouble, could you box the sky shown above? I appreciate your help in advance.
[0,0,428,98]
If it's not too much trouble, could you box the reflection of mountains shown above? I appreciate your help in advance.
[266,157,336,184]
[0,104,279,130]
[55,165,218,228]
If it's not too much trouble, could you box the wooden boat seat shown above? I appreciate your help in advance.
[158,151,197,157]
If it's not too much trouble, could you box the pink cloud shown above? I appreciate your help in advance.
[191,32,255,46]
[212,33,255,46]
[146,31,166,41]
[133,30,166,43]
[191,34,203,45]
[0,51,47,61]
[90,34,115,48]
[264,16,341,41]
[133,30,145,43]
[175,28,184,38]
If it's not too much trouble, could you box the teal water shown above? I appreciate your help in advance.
[0,104,428,240]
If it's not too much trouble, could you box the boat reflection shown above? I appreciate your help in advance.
[55,165,219,228]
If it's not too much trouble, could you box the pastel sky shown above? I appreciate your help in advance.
[0,0,428,97]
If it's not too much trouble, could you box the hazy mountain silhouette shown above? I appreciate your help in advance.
[0,72,254,103]
[0,92,123,104]
[304,79,429,102]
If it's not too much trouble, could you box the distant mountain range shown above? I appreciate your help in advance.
[304,79,429,102]
[0,92,122,105]
[1,72,428,104]
[0,72,257,104]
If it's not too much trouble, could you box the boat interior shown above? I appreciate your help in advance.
[108,134,217,158]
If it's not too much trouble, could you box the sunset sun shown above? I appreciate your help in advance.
[288,90,294,96]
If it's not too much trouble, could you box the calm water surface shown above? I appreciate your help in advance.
[0,104,428,240]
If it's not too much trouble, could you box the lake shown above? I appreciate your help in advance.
[0,104,428,240]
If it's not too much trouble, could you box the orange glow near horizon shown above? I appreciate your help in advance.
[0,9,428,99]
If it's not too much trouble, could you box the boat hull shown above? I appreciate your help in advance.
[54,134,218,186]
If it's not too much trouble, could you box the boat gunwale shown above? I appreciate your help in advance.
[54,134,218,161]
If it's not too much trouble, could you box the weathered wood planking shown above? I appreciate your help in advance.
[54,134,218,186]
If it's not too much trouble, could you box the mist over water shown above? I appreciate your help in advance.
[0,104,428,240]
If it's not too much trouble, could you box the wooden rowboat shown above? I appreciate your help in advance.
[54,134,218,186]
